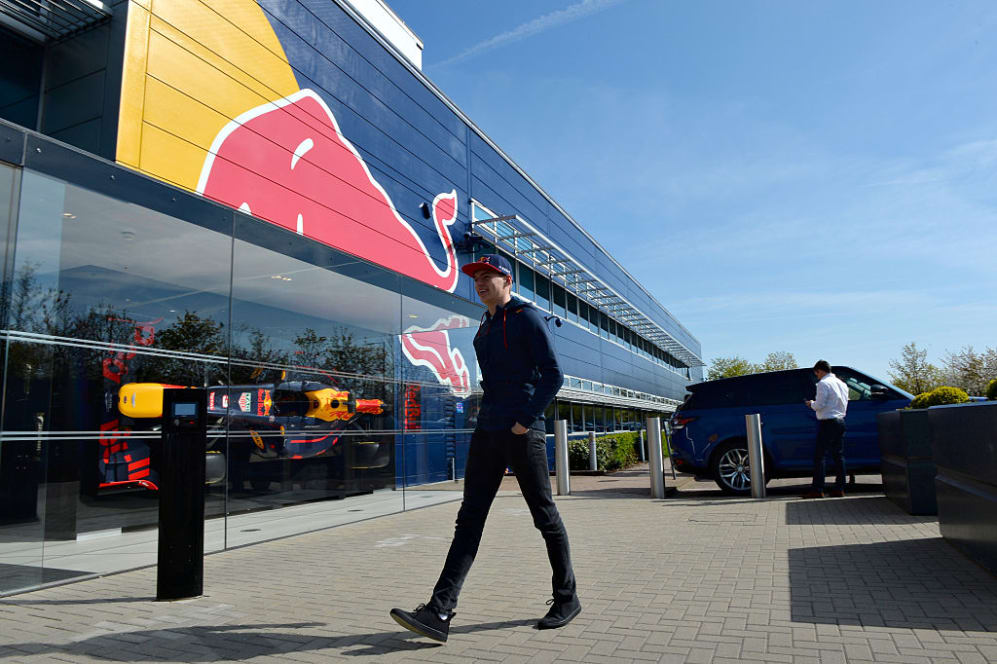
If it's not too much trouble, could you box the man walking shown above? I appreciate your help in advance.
[802,360,849,499]
[390,254,580,642]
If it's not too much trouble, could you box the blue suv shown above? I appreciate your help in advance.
[668,366,912,495]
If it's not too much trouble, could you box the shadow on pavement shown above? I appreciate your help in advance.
[789,537,997,632]
[0,618,537,661]
[785,495,939,526]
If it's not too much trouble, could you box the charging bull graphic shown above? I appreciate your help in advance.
[401,315,473,398]
[197,88,460,293]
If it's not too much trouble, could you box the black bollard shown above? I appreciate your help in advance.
[156,388,207,601]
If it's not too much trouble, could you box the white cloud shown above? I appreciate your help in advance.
[432,0,627,68]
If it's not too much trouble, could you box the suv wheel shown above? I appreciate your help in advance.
[712,440,765,495]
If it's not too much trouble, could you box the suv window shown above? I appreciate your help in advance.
[833,367,873,401]
[753,371,814,406]
[683,371,813,409]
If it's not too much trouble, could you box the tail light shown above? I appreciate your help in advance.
[671,415,697,430]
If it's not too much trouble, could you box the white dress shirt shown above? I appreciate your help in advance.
[811,373,849,420]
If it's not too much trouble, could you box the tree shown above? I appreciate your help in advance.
[139,311,227,385]
[940,345,997,396]
[758,351,798,372]
[888,342,941,395]
[707,356,755,380]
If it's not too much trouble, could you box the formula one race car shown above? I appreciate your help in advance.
[107,377,391,492]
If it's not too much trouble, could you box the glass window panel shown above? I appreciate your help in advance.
[552,284,566,319]
[0,162,15,297]
[599,311,609,339]
[230,216,401,513]
[10,172,233,353]
[519,264,534,301]
[557,400,571,427]
[566,293,577,323]
[587,303,599,334]
[571,403,583,432]
[534,273,550,312]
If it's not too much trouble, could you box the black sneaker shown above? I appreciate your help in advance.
[389,604,453,643]
[537,596,581,630]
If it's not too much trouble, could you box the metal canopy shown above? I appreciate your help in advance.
[471,209,704,367]
[1,0,109,42]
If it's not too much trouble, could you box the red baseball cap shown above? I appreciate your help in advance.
[460,254,514,280]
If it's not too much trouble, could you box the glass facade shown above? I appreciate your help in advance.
[0,163,483,595]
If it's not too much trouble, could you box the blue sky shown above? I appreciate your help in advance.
[391,0,997,381]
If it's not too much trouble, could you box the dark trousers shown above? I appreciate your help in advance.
[429,427,576,613]
[812,418,847,491]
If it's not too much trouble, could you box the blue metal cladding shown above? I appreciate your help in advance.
[256,0,700,392]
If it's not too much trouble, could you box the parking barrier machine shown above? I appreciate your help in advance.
[157,388,208,601]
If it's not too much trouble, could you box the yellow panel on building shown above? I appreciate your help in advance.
[116,0,299,192]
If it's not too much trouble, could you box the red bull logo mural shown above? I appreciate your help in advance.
[401,315,473,398]
[196,89,460,293]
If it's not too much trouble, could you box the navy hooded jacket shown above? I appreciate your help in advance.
[473,297,564,431]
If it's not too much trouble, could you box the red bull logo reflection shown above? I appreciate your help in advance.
[401,316,472,398]
[197,89,460,293]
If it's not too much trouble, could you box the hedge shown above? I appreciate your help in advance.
[909,386,970,409]
[566,431,667,472]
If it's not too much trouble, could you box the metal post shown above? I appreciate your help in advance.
[663,422,677,480]
[588,431,597,471]
[745,413,766,499]
[647,417,665,498]
[451,457,457,483]
[638,429,646,462]
[555,419,570,495]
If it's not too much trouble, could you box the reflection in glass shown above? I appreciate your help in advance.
[553,285,566,319]
[517,265,533,302]
[557,401,571,430]
[534,273,550,312]
[230,224,401,510]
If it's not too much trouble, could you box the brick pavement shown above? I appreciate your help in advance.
[1,468,996,664]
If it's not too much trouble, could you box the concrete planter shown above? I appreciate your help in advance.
[878,408,937,515]
[927,401,997,576]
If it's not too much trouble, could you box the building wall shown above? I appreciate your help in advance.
[110,0,700,388]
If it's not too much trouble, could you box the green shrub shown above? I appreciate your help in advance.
[909,386,971,409]
[568,437,612,471]
[567,430,661,471]
[987,378,997,401]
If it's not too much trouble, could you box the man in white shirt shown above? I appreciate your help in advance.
[802,360,849,498]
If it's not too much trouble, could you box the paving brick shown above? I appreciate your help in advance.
[1,472,996,664]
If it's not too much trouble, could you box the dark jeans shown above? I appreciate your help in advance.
[812,418,847,491]
[429,427,576,613]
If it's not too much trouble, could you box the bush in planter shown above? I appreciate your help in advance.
[987,378,997,401]
[909,386,970,409]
